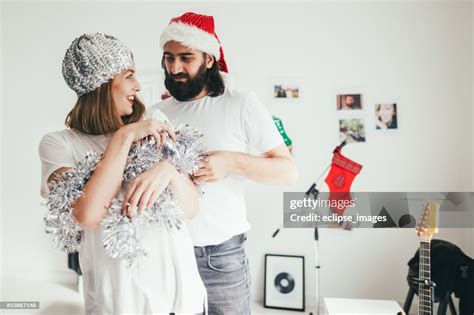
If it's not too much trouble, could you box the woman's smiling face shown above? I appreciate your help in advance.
[378,104,395,124]
[111,67,141,117]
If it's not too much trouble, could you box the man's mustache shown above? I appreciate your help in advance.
[169,73,189,80]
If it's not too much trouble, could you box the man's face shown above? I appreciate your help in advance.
[345,95,355,106]
[163,41,213,101]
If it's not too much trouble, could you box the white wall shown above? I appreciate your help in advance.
[466,0,474,257]
[1,0,472,307]
[0,0,4,300]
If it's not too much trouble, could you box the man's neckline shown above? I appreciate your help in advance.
[172,94,210,104]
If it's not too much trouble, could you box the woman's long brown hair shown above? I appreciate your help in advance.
[65,80,145,135]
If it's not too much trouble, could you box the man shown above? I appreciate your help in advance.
[341,94,360,110]
[149,12,298,314]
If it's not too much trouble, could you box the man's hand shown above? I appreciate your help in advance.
[193,144,298,185]
[194,151,236,183]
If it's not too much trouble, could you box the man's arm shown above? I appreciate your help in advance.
[194,144,298,185]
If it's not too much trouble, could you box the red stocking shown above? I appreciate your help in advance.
[324,150,362,215]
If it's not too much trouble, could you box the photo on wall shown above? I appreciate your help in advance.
[273,84,300,99]
[375,103,398,129]
[339,119,366,143]
[337,94,363,110]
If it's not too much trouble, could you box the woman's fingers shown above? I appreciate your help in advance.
[155,122,176,142]
[143,182,166,209]
[150,131,162,149]
[123,180,169,217]
[127,185,146,217]
[160,132,166,147]
[137,188,153,211]
[146,190,161,209]
[122,181,137,214]
[155,182,168,199]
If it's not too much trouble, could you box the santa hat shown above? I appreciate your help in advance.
[160,12,228,73]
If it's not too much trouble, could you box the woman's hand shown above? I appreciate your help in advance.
[375,116,388,129]
[119,120,176,148]
[121,161,178,217]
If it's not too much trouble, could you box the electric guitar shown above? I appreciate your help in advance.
[416,202,439,315]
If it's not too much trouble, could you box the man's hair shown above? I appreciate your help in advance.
[161,53,225,97]
[65,80,145,135]
[206,55,225,97]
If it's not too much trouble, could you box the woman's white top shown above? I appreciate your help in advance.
[38,111,206,314]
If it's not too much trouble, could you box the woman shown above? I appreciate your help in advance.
[375,103,397,129]
[39,33,206,314]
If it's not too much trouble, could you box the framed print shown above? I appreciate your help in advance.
[339,118,366,143]
[264,254,305,312]
[337,93,363,110]
[274,83,300,99]
[270,77,303,103]
[375,103,398,129]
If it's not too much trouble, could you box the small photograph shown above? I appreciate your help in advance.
[339,119,366,143]
[337,94,362,110]
[274,84,300,99]
[375,103,398,129]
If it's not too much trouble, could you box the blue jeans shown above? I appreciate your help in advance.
[194,234,251,315]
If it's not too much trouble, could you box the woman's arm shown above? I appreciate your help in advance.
[71,130,134,229]
[46,121,176,229]
[122,161,199,219]
[169,170,199,219]
[45,131,133,229]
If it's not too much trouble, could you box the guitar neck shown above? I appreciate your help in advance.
[418,240,432,315]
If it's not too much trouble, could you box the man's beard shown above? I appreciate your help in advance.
[164,62,210,102]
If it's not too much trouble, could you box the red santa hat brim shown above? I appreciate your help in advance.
[160,22,221,59]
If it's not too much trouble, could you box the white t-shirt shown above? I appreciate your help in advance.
[148,89,283,246]
[38,114,207,314]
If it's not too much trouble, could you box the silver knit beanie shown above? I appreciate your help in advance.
[62,33,135,96]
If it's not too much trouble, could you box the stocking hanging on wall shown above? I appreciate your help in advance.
[324,148,362,215]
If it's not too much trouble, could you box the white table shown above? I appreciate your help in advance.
[251,301,319,314]
[324,297,405,315]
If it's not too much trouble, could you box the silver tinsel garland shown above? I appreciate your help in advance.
[44,124,205,266]
[123,124,205,181]
[43,151,102,253]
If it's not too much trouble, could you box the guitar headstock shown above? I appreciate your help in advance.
[416,202,439,241]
